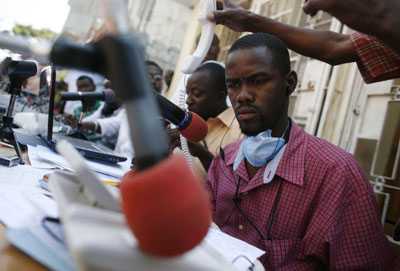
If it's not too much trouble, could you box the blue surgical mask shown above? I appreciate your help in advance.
[233,120,290,170]
[243,130,285,167]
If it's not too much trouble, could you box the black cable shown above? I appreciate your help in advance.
[232,255,255,271]
[234,177,265,240]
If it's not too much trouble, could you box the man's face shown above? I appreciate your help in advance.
[186,70,220,120]
[225,47,287,136]
[147,65,163,93]
[77,78,95,92]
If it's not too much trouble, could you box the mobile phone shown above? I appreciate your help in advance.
[0,155,20,167]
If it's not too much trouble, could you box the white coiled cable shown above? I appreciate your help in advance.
[178,76,194,169]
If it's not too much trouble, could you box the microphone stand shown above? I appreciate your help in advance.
[68,101,89,140]
[0,89,24,164]
[0,61,37,164]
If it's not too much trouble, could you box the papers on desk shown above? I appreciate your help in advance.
[205,228,265,271]
[0,187,57,228]
[0,164,52,195]
[28,144,130,179]
[0,168,75,270]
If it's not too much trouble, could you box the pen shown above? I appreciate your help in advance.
[102,180,120,187]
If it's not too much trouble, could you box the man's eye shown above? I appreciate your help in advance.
[253,79,265,85]
[227,83,238,89]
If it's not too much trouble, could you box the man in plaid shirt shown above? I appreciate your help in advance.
[205,33,399,270]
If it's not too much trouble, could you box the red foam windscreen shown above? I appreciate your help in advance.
[120,155,211,257]
[178,112,208,142]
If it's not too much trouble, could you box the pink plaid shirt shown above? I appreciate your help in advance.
[349,32,400,83]
[205,120,399,270]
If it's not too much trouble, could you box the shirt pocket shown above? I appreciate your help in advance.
[261,238,308,270]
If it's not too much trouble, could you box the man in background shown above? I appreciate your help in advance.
[167,61,242,180]
[147,60,163,93]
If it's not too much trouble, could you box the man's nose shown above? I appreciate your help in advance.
[186,95,194,106]
[236,86,254,104]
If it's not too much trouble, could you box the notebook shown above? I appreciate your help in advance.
[42,66,127,164]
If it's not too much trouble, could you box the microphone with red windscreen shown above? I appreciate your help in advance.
[154,90,208,142]
[177,111,208,142]
[120,155,211,257]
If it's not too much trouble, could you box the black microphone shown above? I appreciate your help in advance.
[61,89,115,103]
[153,91,208,142]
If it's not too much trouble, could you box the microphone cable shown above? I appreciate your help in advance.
[178,73,193,169]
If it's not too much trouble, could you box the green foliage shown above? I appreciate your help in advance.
[12,24,56,41]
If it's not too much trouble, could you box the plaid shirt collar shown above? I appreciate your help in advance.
[225,118,306,187]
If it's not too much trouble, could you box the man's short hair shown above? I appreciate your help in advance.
[76,75,94,85]
[228,33,290,76]
[145,60,163,75]
[196,34,220,46]
[194,61,227,94]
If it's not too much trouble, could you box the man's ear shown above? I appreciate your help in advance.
[285,71,297,96]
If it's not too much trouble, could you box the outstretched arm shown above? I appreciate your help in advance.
[208,0,357,65]
[303,0,400,53]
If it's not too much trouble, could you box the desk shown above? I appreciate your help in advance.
[0,143,46,270]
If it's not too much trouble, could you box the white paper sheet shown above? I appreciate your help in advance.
[34,145,129,178]
[28,145,60,169]
[28,145,122,183]
[0,187,58,228]
[0,164,52,194]
[204,228,265,271]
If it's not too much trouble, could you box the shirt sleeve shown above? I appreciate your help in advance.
[328,192,398,269]
[349,32,400,83]
[96,108,125,137]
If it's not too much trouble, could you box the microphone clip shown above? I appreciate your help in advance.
[233,196,242,204]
